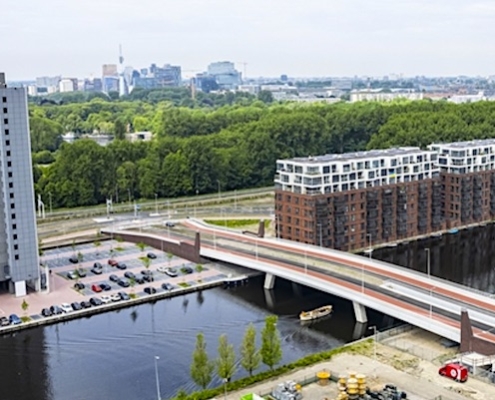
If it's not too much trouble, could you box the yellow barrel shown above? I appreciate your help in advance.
[356,374,366,384]
[348,371,357,379]
[316,370,330,386]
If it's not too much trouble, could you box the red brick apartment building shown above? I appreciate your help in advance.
[274,139,495,251]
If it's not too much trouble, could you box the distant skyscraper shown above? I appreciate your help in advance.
[206,61,241,89]
[0,73,40,296]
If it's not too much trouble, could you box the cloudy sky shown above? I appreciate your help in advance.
[2,0,495,80]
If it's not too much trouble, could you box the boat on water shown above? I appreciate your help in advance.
[448,228,459,234]
[299,305,333,321]
[223,274,249,288]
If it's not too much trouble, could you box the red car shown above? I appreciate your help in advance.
[108,259,118,267]
[91,284,102,293]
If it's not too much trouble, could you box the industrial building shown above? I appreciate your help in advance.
[0,73,40,296]
[275,139,495,251]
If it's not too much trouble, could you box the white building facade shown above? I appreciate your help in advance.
[0,73,40,296]
[275,147,439,195]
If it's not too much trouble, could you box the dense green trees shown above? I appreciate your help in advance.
[30,97,495,209]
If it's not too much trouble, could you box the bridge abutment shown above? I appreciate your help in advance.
[353,301,368,323]
[264,273,276,290]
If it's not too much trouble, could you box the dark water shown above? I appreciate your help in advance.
[3,224,494,400]
[0,277,392,400]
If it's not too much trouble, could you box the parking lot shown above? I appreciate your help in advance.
[0,239,227,327]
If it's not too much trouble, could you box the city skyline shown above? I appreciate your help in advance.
[3,0,495,80]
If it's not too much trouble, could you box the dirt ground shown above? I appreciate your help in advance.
[221,329,495,400]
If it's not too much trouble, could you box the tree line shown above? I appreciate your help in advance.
[31,98,495,209]
[173,315,281,399]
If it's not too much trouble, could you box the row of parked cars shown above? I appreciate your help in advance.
[0,314,22,326]
[41,292,133,317]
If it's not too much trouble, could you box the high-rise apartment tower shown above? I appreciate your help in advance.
[0,73,39,296]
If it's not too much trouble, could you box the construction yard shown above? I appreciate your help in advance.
[222,328,495,400]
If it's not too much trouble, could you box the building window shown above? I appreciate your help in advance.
[3,118,7,125]
[8,182,13,189]
[7,161,11,167]
[9,193,13,199]
[4,129,8,135]
[13,244,18,250]
[14,255,19,260]
[6,151,10,157]
[2,108,7,114]
[10,204,14,209]
[7,172,11,178]
[5,140,9,146]
[11,213,15,220]
[1,97,6,103]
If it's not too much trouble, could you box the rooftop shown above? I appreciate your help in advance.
[430,138,495,149]
[286,147,428,164]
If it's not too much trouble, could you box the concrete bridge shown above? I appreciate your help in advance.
[103,219,495,355]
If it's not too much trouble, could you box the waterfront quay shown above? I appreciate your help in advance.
[0,239,230,333]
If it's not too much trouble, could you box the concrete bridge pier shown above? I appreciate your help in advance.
[353,301,368,323]
[353,322,367,340]
[264,273,276,290]
[264,289,275,310]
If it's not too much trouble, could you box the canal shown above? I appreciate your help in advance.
[2,223,494,400]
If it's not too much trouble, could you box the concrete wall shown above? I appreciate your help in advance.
[101,229,205,264]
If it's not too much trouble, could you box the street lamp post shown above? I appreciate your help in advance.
[154,356,161,400]
[369,325,377,376]
[367,233,372,259]
[425,248,431,279]
[154,193,158,215]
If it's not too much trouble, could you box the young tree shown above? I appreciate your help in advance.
[216,334,236,383]
[142,257,151,271]
[136,241,146,254]
[21,299,29,316]
[190,332,214,389]
[260,315,282,371]
[240,323,261,376]
[94,240,101,257]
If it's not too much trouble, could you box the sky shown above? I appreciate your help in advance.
[2,0,495,80]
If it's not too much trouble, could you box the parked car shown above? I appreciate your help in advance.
[71,302,82,311]
[124,271,136,280]
[117,278,130,288]
[99,283,111,291]
[439,363,468,382]
[157,266,168,273]
[91,266,103,275]
[80,301,92,309]
[182,266,193,274]
[69,255,79,264]
[108,259,118,266]
[0,317,9,326]
[144,287,157,295]
[142,274,154,283]
[100,295,112,304]
[74,282,85,290]
[76,269,87,278]
[67,271,79,280]
[93,262,103,269]
[161,282,174,291]
[60,303,73,313]
[9,314,21,325]
[91,284,102,293]
[147,252,157,259]
[50,305,63,315]
[165,268,178,277]
[110,293,121,302]
[141,270,153,276]
[118,292,130,301]
[109,274,119,282]
[164,221,175,228]
[116,263,127,270]
[41,308,52,317]
[135,276,145,284]
[89,297,102,306]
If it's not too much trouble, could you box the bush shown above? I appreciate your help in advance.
[204,219,269,229]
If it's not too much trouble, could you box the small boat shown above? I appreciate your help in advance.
[223,275,249,288]
[448,228,459,234]
[299,305,333,321]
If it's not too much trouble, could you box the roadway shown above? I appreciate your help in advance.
[168,219,495,345]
